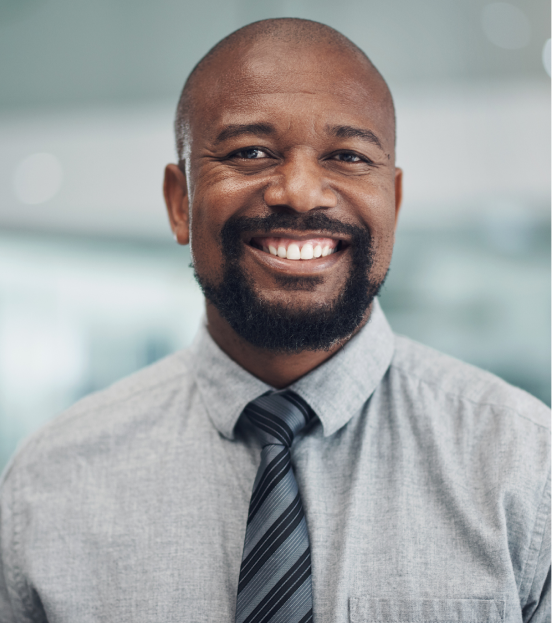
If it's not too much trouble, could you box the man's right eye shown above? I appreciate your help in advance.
[232,147,269,159]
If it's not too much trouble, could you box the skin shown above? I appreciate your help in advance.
[164,38,402,388]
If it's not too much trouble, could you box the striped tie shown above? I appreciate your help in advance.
[235,389,316,623]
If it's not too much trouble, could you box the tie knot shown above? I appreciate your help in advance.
[243,389,316,448]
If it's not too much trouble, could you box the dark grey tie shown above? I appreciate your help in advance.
[235,389,316,623]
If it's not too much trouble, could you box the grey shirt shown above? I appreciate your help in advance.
[0,301,549,622]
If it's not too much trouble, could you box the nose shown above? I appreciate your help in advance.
[263,151,337,213]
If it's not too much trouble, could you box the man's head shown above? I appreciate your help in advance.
[164,18,402,353]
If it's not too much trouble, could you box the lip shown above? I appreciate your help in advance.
[245,231,350,244]
[245,240,347,275]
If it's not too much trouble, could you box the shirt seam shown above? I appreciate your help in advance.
[390,362,550,431]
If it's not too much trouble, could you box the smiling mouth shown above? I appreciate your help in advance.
[248,235,347,260]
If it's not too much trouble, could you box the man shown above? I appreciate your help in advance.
[0,18,549,623]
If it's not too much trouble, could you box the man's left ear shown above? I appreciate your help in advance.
[163,163,190,245]
[394,167,403,231]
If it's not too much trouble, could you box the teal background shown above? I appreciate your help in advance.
[0,0,550,471]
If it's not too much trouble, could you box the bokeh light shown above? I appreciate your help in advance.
[13,152,63,205]
[481,3,531,50]
[543,39,551,76]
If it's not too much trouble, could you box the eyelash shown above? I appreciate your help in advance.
[231,147,270,160]
[332,152,365,163]
[228,147,372,165]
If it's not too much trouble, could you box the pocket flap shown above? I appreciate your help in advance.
[350,598,505,622]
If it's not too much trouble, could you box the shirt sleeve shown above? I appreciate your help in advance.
[0,470,18,623]
[522,477,551,623]
[0,567,18,623]
[0,573,44,623]
[0,463,42,623]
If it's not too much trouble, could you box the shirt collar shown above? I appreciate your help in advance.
[190,298,394,439]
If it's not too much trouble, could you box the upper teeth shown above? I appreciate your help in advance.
[254,236,339,260]
[265,242,336,260]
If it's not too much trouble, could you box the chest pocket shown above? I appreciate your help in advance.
[350,598,505,622]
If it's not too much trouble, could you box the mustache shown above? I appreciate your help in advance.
[220,212,371,260]
[198,210,382,352]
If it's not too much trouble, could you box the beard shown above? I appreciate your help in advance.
[194,211,386,353]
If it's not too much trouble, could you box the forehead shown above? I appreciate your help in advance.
[190,41,393,147]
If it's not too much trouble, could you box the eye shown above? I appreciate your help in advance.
[332,152,365,163]
[232,147,270,160]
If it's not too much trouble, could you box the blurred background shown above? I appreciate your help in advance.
[0,0,550,472]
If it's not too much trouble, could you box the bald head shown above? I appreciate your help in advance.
[174,18,395,163]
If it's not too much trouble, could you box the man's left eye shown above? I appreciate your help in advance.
[333,152,363,163]
[234,148,268,159]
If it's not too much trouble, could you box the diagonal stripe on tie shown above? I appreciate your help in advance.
[238,519,309,612]
[246,405,293,446]
[243,547,311,623]
[244,463,297,559]
[296,609,314,623]
[248,449,291,522]
[236,390,315,623]
[239,492,304,589]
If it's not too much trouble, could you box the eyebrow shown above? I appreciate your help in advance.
[328,125,383,150]
[214,123,276,144]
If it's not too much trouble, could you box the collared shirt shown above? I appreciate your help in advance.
[0,301,549,622]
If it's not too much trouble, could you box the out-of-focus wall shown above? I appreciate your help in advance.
[0,0,550,471]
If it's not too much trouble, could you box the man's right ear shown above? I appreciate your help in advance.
[163,163,190,245]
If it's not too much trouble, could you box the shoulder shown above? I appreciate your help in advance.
[386,334,550,523]
[391,333,550,430]
[74,347,196,415]
[0,348,197,488]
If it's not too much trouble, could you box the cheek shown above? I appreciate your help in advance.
[372,228,395,277]
[371,210,397,275]
[192,170,260,231]
[189,175,235,250]
[189,168,267,273]
[345,181,397,273]
[351,190,396,232]
[189,198,226,280]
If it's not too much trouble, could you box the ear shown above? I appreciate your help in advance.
[163,163,190,245]
[393,167,403,231]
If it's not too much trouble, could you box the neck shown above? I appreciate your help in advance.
[205,302,372,388]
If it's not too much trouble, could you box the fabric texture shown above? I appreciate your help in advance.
[235,390,316,623]
[0,300,549,623]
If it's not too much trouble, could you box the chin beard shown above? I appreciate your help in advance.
[194,212,387,353]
